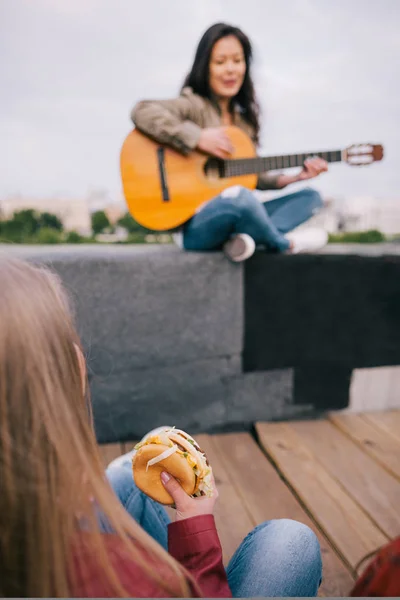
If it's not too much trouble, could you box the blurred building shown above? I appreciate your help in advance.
[103,202,126,226]
[262,192,400,235]
[336,196,400,234]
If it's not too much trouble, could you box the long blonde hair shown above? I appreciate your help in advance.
[0,257,194,597]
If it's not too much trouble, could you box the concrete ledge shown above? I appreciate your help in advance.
[244,247,400,410]
[245,250,400,369]
[2,244,399,442]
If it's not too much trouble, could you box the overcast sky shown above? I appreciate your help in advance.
[1,0,399,202]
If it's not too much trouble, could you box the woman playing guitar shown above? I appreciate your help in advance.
[131,22,329,261]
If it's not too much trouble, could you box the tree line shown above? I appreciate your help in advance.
[0,208,154,244]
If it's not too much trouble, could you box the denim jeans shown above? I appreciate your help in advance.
[183,186,323,253]
[106,451,322,597]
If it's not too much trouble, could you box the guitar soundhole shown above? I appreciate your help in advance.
[204,158,225,180]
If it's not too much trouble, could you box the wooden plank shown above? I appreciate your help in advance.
[363,411,400,442]
[256,423,387,571]
[288,420,400,539]
[195,434,255,564]
[99,443,124,468]
[330,412,400,480]
[215,432,354,597]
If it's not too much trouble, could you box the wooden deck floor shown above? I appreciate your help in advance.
[99,410,400,597]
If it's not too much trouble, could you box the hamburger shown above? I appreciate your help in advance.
[132,426,213,505]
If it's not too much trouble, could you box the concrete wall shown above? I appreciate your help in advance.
[2,244,399,443]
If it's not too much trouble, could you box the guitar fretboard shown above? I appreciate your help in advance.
[223,150,342,178]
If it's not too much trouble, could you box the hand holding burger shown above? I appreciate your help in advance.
[132,427,218,520]
[160,470,218,521]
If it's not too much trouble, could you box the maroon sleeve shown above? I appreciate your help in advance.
[168,515,232,598]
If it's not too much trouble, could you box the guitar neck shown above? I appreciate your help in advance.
[223,149,343,178]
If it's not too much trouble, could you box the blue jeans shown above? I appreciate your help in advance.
[183,186,323,253]
[106,452,322,597]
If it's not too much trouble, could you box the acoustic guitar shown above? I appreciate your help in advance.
[120,126,384,231]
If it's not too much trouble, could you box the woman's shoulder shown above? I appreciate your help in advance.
[180,86,196,97]
[132,86,213,123]
[177,87,218,127]
[180,86,210,109]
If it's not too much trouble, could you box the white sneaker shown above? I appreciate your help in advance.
[286,228,328,254]
[223,233,256,262]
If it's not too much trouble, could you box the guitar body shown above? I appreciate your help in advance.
[120,126,257,231]
[121,126,383,231]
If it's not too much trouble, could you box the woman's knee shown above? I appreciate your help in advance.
[277,518,320,552]
[256,518,322,570]
[221,185,261,213]
[228,519,322,597]
[302,187,323,210]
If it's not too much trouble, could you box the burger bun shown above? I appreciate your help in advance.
[132,443,196,505]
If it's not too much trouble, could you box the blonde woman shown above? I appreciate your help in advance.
[0,257,322,597]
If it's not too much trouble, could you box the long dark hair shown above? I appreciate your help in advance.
[183,23,261,144]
